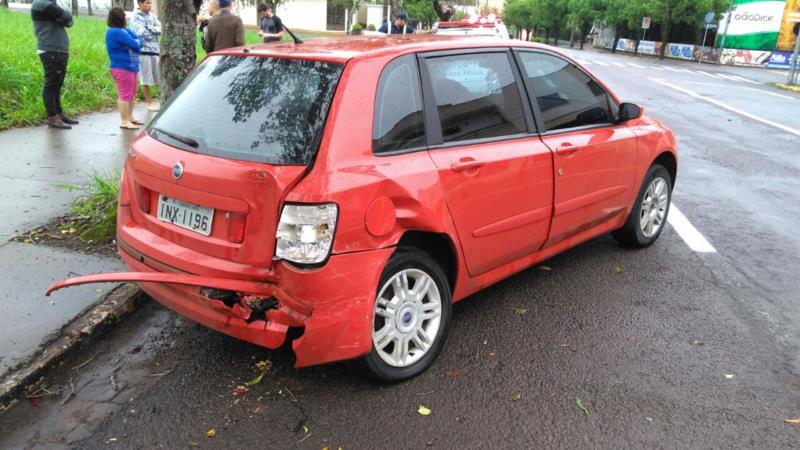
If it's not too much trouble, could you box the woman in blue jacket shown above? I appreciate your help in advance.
[106,7,143,129]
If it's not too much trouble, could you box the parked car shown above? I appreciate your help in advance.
[49,36,677,381]
[433,14,510,40]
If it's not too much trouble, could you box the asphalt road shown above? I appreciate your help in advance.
[2,47,800,449]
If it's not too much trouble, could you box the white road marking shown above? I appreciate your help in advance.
[649,77,800,138]
[668,205,716,253]
[648,66,664,71]
[715,73,738,81]
[728,75,759,84]
[695,70,720,79]
[753,89,796,100]
[628,63,647,69]
[610,61,627,68]
[663,66,684,73]
[593,60,609,66]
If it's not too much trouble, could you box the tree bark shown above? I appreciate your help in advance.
[87,0,93,16]
[71,0,78,16]
[569,20,576,48]
[2,0,9,9]
[160,0,200,102]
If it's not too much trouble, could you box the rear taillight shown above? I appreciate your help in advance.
[136,186,151,214]
[228,212,246,243]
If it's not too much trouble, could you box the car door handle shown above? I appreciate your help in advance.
[556,142,578,156]
[451,160,484,173]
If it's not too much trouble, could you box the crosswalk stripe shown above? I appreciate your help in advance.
[593,60,609,66]
[663,66,683,73]
[649,66,664,71]
[609,62,626,68]
[628,63,646,69]
[715,73,737,81]
[728,75,759,84]
[695,70,720,79]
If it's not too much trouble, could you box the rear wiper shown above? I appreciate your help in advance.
[152,127,199,148]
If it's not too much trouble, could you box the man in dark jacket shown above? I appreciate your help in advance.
[203,0,244,53]
[31,0,79,129]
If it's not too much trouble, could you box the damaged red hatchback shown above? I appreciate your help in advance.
[49,36,677,381]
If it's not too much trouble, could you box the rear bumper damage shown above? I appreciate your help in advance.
[47,244,394,368]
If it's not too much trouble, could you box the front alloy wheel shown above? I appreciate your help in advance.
[612,164,672,247]
[365,249,451,381]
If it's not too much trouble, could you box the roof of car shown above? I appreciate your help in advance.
[210,35,555,64]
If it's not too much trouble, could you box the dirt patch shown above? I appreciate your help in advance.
[9,215,117,258]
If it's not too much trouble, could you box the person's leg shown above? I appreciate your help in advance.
[130,73,143,124]
[112,69,137,128]
[40,52,69,128]
[141,84,153,104]
[55,53,79,124]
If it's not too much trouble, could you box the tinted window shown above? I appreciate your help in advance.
[517,52,614,132]
[373,55,425,153]
[426,52,526,143]
[147,56,342,165]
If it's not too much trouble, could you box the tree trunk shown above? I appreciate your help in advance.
[611,27,619,53]
[71,0,78,16]
[569,21,576,48]
[660,22,671,60]
[2,0,9,9]
[160,0,200,102]
[87,0,93,16]
[579,33,585,50]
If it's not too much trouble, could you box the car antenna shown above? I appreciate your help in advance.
[283,25,304,44]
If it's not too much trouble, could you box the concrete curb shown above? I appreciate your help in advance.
[775,83,800,93]
[0,284,146,412]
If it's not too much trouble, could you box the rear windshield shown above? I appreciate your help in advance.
[147,55,343,165]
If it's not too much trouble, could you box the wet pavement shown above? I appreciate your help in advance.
[1,50,799,448]
[0,106,155,378]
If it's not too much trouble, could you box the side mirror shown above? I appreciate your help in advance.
[618,103,643,122]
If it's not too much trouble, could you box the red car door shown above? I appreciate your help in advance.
[515,50,637,246]
[421,50,553,277]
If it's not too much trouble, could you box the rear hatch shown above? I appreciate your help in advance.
[124,54,343,269]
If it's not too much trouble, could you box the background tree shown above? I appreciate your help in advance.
[568,0,602,48]
[160,0,202,101]
[404,0,438,29]
[503,0,535,39]
[2,0,9,9]
[645,0,730,58]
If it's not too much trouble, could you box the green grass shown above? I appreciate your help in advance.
[0,8,336,130]
[57,170,121,243]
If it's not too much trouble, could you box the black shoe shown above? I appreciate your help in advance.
[58,113,79,125]
[47,116,71,129]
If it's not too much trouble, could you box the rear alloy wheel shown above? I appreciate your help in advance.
[365,249,451,382]
[612,164,672,247]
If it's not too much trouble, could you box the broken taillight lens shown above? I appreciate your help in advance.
[136,186,151,214]
[228,212,246,243]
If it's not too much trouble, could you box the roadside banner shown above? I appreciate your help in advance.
[666,43,695,60]
[716,0,785,50]
[768,50,795,68]
[776,0,800,51]
[638,40,658,55]
[719,48,773,66]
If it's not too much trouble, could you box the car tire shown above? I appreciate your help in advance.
[364,248,451,382]
[612,164,672,248]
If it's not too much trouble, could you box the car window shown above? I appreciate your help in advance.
[147,55,342,165]
[425,52,526,143]
[373,55,426,154]
[517,52,615,132]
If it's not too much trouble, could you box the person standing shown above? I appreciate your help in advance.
[379,11,415,35]
[130,0,161,111]
[257,4,284,43]
[106,7,144,130]
[203,0,244,53]
[31,0,79,129]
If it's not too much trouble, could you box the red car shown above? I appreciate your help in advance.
[50,36,676,381]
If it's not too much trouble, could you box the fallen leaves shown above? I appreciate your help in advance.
[511,393,522,401]
[615,265,624,274]
[724,373,735,380]
[233,385,249,397]
[689,339,704,347]
[256,359,273,373]
[538,265,552,272]
[559,344,577,352]
[417,405,432,416]
[245,373,264,387]
[446,369,460,378]
[575,397,589,416]
[784,418,800,425]
[512,307,528,315]
[206,428,216,438]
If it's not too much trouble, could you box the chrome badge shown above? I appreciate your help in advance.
[172,162,184,180]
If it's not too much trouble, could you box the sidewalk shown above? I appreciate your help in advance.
[0,105,155,379]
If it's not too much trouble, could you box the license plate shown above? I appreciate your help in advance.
[156,195,214,236]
